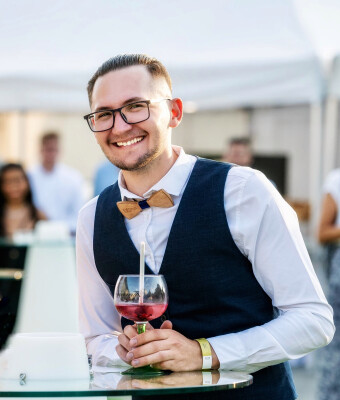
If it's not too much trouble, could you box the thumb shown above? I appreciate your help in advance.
[160,320,173,329]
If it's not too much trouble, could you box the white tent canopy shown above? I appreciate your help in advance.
[1,0,334,233]
[0,0,325,112]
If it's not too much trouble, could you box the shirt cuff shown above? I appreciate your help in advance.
[208,333,247,371]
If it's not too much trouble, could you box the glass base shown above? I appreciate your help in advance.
[121,365,170,377]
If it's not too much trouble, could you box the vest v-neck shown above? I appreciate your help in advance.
[108,159,203,276]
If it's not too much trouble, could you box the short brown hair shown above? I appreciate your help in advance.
[87,54,172,106]
[41,132,59,146]
[228,137,251,147]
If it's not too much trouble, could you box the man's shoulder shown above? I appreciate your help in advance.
[78,196,98,220]
[227,165,277,199]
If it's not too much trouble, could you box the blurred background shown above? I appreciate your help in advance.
[2,0,340,231]
[2,0,340,398]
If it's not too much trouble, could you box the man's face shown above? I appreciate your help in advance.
[224,144,252,167]
[41,139,59,167]
[90,65,173,172]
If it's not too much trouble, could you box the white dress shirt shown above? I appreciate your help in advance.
[29,163,85,232]
[76,146,334,373]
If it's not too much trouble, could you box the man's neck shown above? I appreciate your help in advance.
[42,162,56,172]
[122,149,178,197]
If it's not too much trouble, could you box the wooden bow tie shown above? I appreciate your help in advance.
[117,189,174,219]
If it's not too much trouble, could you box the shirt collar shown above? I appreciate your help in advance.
[118,146,196,200]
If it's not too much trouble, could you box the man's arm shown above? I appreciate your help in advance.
[76,198,128,367]
[207,167,334,372]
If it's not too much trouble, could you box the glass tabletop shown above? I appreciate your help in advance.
[0,367,253,397]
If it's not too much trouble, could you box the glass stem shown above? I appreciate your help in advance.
[137,322,146,334]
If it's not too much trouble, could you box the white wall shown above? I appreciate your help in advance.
[172,109,250,155]
[251,105,310,199]
[0,106,312,201]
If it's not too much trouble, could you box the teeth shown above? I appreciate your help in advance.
[116,137,143,147]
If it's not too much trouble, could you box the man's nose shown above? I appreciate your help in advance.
[111,111,131,134]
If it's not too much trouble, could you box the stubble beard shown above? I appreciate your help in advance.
[104,143,161,172]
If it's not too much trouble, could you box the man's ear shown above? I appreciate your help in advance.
[169,98,183,128]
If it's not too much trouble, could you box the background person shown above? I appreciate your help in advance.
[29,132,85,234]
[222,137,253,166]
[93,160,119,196]
[77,54,334,400]
[317,168,340,400]
[0,163,46,348]
[0,163,46,238]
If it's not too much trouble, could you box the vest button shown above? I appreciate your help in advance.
[161,314,167,322]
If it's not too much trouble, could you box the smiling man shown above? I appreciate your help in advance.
[77,54,334,400]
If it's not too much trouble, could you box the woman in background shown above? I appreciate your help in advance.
[317,169,340,400]
[0,163,46,238]
[0,163,46,349]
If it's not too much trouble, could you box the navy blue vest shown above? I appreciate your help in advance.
[93,158,297,400]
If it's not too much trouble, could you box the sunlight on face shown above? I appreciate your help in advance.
[91,65,173,172]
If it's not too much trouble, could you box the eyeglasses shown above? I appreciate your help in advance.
[83,98,171,132]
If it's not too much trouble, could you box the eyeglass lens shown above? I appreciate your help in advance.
[89,102,150,131]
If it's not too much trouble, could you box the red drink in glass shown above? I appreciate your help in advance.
[115,303,168,322]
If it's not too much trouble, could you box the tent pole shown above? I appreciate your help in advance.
[323,96,338,180]
[18,111,27,165]
[309,102,323,238]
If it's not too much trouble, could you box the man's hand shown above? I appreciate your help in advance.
[117,321,220,372]
[116,320,173,365]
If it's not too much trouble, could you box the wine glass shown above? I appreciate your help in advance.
[114,274,169,376]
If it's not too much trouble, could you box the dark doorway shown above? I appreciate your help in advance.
[253,154,287,195]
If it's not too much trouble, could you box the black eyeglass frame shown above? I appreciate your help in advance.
[83,99,171,133]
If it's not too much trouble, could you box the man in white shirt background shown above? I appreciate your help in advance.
[77,54,334,400]
[29,132,85,235]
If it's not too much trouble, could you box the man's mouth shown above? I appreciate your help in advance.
[115,136,144,147]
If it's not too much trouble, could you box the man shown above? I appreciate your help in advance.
[77,54,334,400]
[29,132,85,234]
[222,137,253,166]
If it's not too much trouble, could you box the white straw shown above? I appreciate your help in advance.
[139,241,145,304]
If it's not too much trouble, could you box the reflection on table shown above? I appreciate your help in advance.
[0,368,253,397]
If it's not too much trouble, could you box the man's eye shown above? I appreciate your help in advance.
[96,111,112,120]
[125,103,146,111]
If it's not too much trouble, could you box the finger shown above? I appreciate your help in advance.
[128,338,171,360]
[131,349,173,368]
[115,344,132,364]
[129,328,170,347]
[160,320,173,329]
[131,380,164,389]
[123,324,138,339]
[118,333,133,351]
